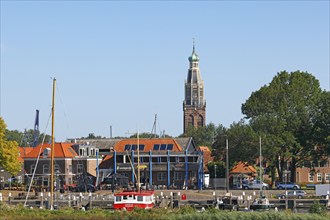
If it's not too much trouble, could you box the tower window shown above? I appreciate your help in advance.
[198,115,204,127]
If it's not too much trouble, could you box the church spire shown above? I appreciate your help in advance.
[183,41,206,133]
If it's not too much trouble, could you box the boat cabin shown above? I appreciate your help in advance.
[113,190,155,211]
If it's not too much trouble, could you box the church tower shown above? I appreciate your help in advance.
[183,43,206,133]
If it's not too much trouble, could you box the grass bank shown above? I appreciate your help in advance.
[0,204,329,220]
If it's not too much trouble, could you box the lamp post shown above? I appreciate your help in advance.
[214,164,217,190]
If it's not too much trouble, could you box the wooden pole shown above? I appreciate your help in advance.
[50,78,56,209]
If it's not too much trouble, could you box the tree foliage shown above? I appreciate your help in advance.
[312,91,330,156]
[0,117,21,175]
[180,123,225,148]
[241,71,324,182]
[207,161,226,178]
[5,129,51,147]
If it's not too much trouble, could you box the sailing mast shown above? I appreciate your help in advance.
[50,78,56,209]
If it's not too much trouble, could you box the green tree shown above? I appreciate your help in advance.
[5,129,51,147]
[241,71,324,183]
[0,117,21,175]
[180,123,225,148]
[213,120,259,167]
[312,91,330,156]
[207,161,226,178]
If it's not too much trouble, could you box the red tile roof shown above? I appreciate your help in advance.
[230,161,257,175]
[24,142,78,158]
[198,146,214,172]
[114,138,183,152]
[18,147,34,162]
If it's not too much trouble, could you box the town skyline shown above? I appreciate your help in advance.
[1,1,329,141]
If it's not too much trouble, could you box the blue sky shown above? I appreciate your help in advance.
[1,1,329,141]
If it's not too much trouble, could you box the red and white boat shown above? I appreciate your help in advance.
[113,190,155,211]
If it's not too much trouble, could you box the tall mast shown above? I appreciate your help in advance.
[50,78,56,209]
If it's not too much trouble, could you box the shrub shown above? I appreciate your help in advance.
[309,201,326,215]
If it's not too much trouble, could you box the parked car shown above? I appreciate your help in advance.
[276,182,300,190]
[277,190,306,199]
[242,180,269,190]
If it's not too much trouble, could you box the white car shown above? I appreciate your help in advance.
[242,180,269,190]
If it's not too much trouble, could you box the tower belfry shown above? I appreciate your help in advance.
[183,42,206,133]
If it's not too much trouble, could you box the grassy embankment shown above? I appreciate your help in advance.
[0,203,329,220]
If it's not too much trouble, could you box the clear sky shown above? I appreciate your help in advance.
[1,1,329,142]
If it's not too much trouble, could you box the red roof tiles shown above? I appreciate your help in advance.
[24,142,78,158]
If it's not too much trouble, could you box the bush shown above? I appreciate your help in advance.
[309,201,326,215]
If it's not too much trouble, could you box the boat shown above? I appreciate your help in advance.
[113,190,155,211]
[113,131,155,210]
[249,137,274,211]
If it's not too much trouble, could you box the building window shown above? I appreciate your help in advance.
[55,164,60,173]
[317,173,322,182]
[174,172,183,180]
[308,173,314,182]
[31,165,36,174]
[77,164,83,174]
[43,164,49,173]
[157,172,166,181]
[42,177,49,186]
[325,173,330,182]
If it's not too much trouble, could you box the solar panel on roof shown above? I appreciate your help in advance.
[153,144,159,150]
[131,145,137,151]
[160,144,167,150]
[124,145,131,151]
[167,144,173,150]
[139,144,145,151]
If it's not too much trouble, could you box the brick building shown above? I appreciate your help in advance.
[183,43,206,133]
[79,137,205,190]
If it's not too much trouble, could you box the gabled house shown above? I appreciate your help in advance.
[230,161,257,187]
[23,142,100,191]
[0,147,33,189]
[75,137,204,190]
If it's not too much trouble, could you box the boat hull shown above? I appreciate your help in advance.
[113,203,154,211]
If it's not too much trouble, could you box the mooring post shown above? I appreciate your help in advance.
[285,190,288,210]
[40,192,44,208]
[79,193,83,208]
[8,192,12,205]
[47,192,51,209]
[170,192,173,209]
[89,192,92,210]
